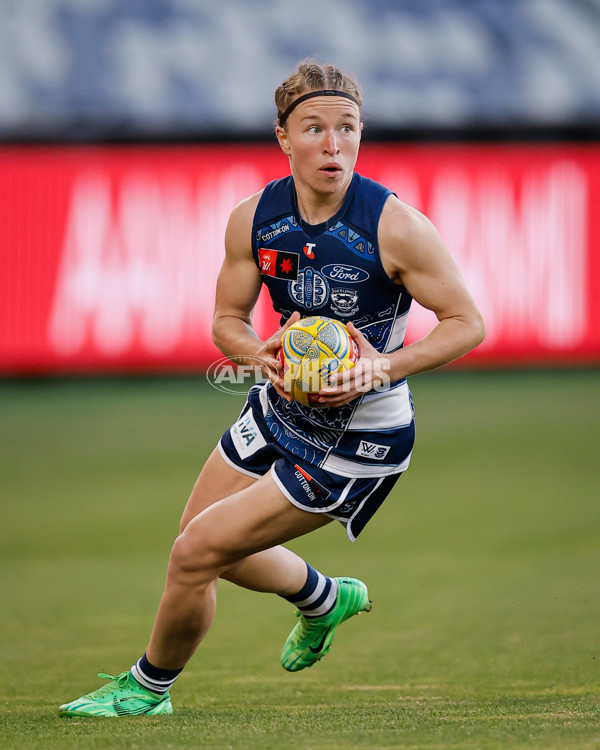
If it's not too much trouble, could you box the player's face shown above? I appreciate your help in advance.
[276,97,362,197]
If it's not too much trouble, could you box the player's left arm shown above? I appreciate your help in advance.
[375,195,486,381]
[320,195,485,404]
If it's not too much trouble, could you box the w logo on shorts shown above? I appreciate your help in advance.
[355,440,390,461]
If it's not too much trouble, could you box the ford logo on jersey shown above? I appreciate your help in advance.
[322,264,370,283]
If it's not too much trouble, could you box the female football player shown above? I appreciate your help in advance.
[60,59,485,716]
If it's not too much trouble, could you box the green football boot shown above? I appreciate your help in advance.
[59,671,173,717]
[281,577,371,672]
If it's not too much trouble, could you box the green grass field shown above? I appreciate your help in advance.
[1,370,599,749]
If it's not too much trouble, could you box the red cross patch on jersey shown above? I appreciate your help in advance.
[258,248,299,280]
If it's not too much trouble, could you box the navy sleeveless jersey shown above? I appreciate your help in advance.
[250,171,415,478]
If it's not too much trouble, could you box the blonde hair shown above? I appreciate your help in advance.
[275,59,362,127]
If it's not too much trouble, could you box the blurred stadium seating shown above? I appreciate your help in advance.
[1,0,599,141]
[1,1,599,374]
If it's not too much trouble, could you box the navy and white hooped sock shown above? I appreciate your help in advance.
[282,563,338,618]
[130,653,182,695]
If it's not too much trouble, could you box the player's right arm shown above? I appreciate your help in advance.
[212,193,299,396]
[213,192,264,361]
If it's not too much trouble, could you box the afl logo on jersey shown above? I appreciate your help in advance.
[258,248,299,280]
[322,264,369,283]
[289,268,329,310]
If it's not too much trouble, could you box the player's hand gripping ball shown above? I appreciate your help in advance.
[277,316,359,407]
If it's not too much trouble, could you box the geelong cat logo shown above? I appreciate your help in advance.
[330,288,359,317]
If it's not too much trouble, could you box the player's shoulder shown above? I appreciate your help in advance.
[229,175,293,227]
[225,190,264,255]
[379,193,438,247]
[229,190,263,224]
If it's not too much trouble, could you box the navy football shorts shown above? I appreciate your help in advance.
[218,400,402,542]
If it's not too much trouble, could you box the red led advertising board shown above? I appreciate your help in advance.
[1,143,599,373]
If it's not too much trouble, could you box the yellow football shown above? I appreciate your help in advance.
[277,316,359,407]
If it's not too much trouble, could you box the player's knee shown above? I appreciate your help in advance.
[168,524,229,581]
[178,513,190,535]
